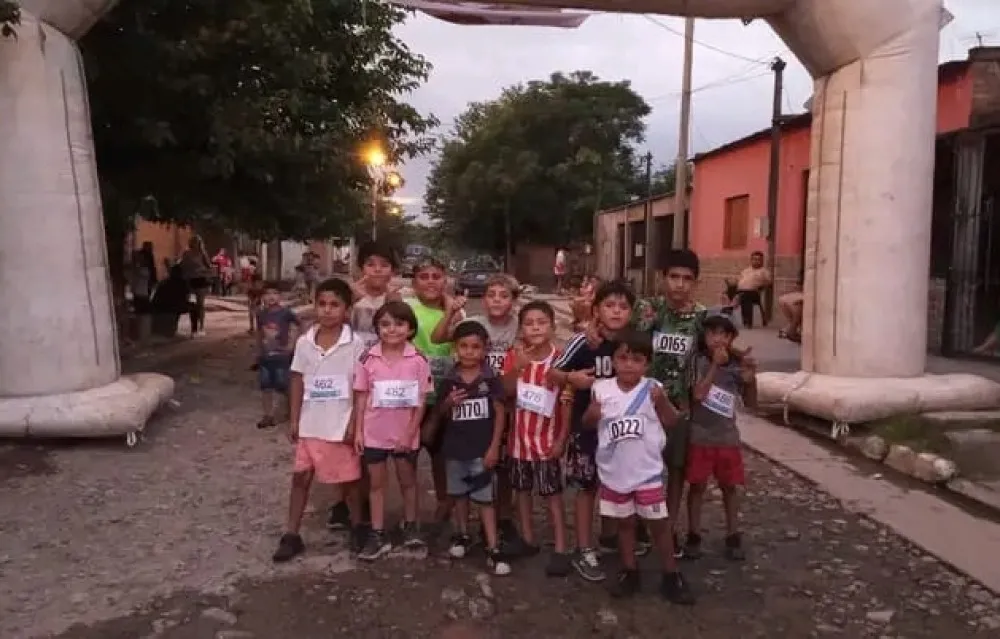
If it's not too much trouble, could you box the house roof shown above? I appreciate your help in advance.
[692,58,973,164]
[596,187,691,217]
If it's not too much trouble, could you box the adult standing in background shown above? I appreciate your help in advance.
[733,251,770,329]
[180,235,213,337]
[554,247,567,295]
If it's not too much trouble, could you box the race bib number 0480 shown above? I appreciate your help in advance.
[607,416,644,442]
[452,396,489,422]
[653,332,692,356]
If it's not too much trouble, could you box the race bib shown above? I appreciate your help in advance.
[429,356,451,380]
[607,416,645,443]
[486,350,506,373]
[452,396,489,422]
[306,374,349,401]
[516,381,556,418]
[653,332,692,356]
[703,385,736,418]
[187,293,197,304]
[372,380,420,408]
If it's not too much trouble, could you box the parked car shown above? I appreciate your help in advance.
[456,258,501,297]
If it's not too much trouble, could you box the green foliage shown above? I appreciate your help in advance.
[81,0,437,240]
[425,71,651,253]
[0,0,18,38]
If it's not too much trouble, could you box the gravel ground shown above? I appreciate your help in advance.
[1,329,999,639]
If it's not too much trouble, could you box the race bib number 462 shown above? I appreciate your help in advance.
[607,416,645,443]
[653,332,692,356]
[306,374,349,401]
[372,380,420,408]
[452,396,489,422]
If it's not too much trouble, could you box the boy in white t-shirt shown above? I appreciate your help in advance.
[273,278,367,563]
[582,330,694,603]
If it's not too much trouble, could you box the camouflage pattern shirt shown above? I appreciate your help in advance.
[631,298,707,409]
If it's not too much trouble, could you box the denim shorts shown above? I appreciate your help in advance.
[258,360,290,392]
[363,447,419,466]
[446,458,494,504]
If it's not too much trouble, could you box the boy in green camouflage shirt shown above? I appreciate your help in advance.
[630,249,706,558]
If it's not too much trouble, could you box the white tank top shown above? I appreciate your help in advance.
[593,377,667,493]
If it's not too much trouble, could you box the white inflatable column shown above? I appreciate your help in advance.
[0,14,119,396]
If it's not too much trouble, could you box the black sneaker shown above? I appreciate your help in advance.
[358,529,391,561]
[256,416,275,430]
[673,532,685,559]
[326,502,350,531]
[519,542,541,558]
[499,519,526,557]
[683,532,703,560]
[571,547,606,582]
[635,525,652,557]
[400,521,425,548]
[598,534,618,554]
[448,533,472,559]
[545,551,572,577]
[609,569,641,598]
[660,571,696,605]
[724,533,746,561]
[486,547,512,576]
[272,533,305,563]
[349,524,369,554]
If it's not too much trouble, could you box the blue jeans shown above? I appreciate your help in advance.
[258,359,290,392]
[446,458,494,504]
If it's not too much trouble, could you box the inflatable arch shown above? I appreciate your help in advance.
[0,0,994,439]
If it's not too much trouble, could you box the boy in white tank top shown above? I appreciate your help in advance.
[582,330,695,604]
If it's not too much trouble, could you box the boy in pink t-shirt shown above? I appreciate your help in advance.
[353,300,431,561]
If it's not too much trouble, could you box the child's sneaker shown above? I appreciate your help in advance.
[609,568,641,598]
[448,533,472,559]
[498,519,527,556]
[486,547,511,576]
[400,521,425,548]
[724,533,746,561]
[673,532,685,559]
[571,547,606,582]
[326,502,350,531]
[545,552,572,577]
[597,534,618,554]
[660,571,696,605]
[682,532,703,560]
[635,525,652,557]
[358,529,391,561]
[349,525,369,554]
[272,533,305,563]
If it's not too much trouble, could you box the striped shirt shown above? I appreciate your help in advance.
[503,346,562,461]
[553,332,618,431]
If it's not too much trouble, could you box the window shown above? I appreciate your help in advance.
[628,221,645,269]
[723,195,750,250]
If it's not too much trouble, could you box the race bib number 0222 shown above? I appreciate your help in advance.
[607,416,644,443]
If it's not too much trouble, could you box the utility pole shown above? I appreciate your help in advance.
[641,151,655,295]
[671,16,695,250]
[764,56,786,320]
[371,181,379,241]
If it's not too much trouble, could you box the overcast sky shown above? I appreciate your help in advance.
[391,0,998,219]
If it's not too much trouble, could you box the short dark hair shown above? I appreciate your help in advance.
[372,300,418,338]
[751,251,765,259]
[314,278,353,306]
[453,320,489,344]
[518,300,555,325]
[661,249,700,278]
[698,313,739,355]
[593,279,636,308]
[357,241,399,269]
[484,274,519,299]
[614,328,653,361]
[412,255,446,275]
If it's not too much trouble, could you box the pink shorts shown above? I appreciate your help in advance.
[294,438,361,485]
[599,481,668,520]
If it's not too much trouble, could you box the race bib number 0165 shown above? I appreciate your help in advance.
[306,374,349,401]
[653,332,692,356]
[372,380,420,408]
[452,396,489,422]
[607,416,645,443]
[516,381,556,418]
[703,385,736,418]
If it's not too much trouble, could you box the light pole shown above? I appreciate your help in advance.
[365,146,387,241]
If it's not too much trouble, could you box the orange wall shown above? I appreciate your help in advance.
[690,67,973,260]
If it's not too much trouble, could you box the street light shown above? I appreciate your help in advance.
[365,146,386,168]
[365,144,388,240]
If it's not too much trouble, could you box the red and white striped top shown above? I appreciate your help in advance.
[503,346,564,461]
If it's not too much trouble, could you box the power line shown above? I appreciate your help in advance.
[645,68,770,102]
[643,15,779,65]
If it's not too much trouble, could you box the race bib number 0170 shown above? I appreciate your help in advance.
[607,416,644,443]
[702,385,736,418]
[653,332,692,356]
[516,381,556,418]
[452,396,489,422]
[372,380,420,408]
[306,374,349,401]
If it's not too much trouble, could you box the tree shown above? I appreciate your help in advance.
[1,1,18,38]
[424,71,650,256]
[81,0,437,241]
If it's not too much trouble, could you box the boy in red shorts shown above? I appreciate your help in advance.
[685,314,757,561]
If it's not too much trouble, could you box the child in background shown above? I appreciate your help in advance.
[246,258,264,334]
[426,321,510,575]
[502,301,571,575]
[547,280,636,583]
[256,282,301,429]
[408,257,465,530]
[686,314,757,561]
[272,278,367,562]
[354,301,432,560]
[582,330,694,603]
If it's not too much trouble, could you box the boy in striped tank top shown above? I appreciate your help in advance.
[501,301,572,576]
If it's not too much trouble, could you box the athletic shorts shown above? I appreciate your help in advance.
[446,458,494,504]
[258,360,290,392]
[686,444,745,487]
[509,458,563,497]
[599,481,668,520]
[565,431,598,491]
[294,439,361,485]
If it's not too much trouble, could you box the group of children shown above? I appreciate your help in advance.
[263,241,757,605]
